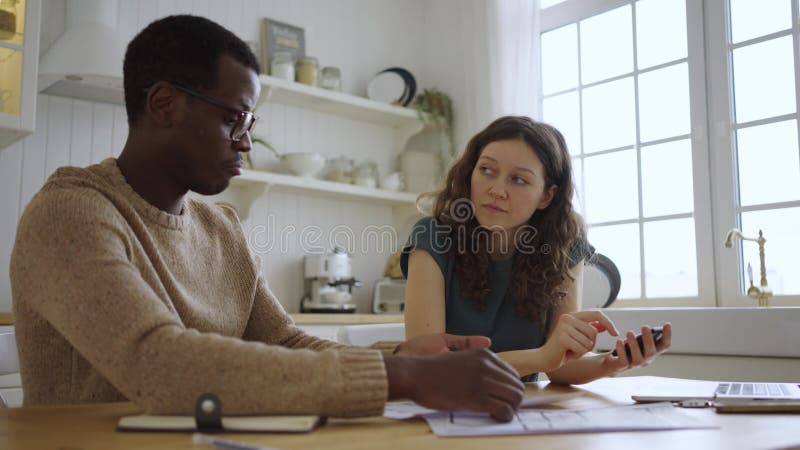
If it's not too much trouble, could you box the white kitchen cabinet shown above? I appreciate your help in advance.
[0,0,40,149]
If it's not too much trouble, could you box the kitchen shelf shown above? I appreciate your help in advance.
[258,75,419,127]
[234,169,418,204]
[38,73,421,129]
[203,169,419,220]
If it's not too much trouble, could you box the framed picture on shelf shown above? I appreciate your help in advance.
[260,18,305,75]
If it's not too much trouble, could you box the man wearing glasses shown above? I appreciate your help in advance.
[10,15,523,421]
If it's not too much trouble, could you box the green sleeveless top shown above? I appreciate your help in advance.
[401,216,594,381]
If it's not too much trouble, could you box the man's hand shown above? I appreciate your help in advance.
[394,333,492,356]
[384,349,524,422]
[539,310,619,373]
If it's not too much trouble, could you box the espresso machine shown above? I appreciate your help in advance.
[300,247,361,313]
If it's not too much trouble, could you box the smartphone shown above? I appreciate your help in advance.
[611,326,664,359]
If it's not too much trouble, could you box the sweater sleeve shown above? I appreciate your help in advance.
[242,274,340,350]
[10,189,388,417]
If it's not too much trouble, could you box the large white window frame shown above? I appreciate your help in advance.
[540,0,717,307]
[542,0,800,307]
[705,0,800,307]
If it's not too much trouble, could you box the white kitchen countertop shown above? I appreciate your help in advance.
[290,313,404,325]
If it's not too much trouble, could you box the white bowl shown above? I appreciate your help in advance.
[282,153,326,177]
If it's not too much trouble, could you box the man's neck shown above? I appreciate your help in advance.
[117,139,187,216]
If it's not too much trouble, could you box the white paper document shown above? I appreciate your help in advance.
[383,392,585,420]
[424,402,718,437]
[383,401,440,420]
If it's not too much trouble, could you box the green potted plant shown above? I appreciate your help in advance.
[413,88,456,163]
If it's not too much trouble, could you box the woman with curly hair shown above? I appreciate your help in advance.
[401,116,671,383]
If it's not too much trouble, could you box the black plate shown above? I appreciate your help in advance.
[381,67,416,106]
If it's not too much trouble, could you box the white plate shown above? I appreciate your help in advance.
[367,71,407,104]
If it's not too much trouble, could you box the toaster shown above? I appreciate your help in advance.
[372,278,406,314]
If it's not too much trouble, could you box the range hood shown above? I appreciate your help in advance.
[38,0,125,104]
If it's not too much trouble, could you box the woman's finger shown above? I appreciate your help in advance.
[626,331,644,365]
[566,326,595,352]
[657,323,672,351]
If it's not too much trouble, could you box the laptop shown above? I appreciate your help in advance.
[631,377,800,403]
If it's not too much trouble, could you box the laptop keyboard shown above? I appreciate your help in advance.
[715,383,790,397]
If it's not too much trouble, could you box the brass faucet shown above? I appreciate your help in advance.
[724,228,773,306]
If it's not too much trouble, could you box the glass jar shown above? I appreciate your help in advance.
[296,56,319,86]
[320,66,341,91]
[326,156,354,183]
[0,0,17,41]
[270,51,295,81]
[352,161,378,188]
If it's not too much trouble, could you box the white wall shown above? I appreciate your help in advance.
[0,0,452,314]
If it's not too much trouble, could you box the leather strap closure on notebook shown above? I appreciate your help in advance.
[195,393,224,431]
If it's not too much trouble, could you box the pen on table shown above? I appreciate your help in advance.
[192,432,281,450]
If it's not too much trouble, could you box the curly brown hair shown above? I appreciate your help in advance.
[421,116,584,323]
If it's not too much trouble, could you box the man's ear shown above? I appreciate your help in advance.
[145,81,181,128]
[538,184,558,210]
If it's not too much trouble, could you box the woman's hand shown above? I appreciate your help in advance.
[600,323,672,375]
[539,310,619,373]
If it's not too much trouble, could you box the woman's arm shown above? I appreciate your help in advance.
[546,264,672,385]
[405,249,551,375]
[500,263,620,377]
[546,326,673,385]
[546,262,616,384]
[404,249,447,338]
[405,251,611,377]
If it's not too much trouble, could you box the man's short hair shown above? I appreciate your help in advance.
[123,15,260,127]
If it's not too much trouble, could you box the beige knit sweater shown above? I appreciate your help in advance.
[10,158,388,417]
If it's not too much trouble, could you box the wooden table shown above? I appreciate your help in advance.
[1,376,799,450]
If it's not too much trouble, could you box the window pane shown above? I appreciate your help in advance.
[580,5,633,84]
[730,0,792,44]
[588,223,641,299]
[584,150,639,223]
[732,36,796,123]
[643,218,698,297]
[582,77,635,153]
[542,24,578,95]
[636,0,687,69]
[543,91,581,156]
[740,207,800,295]
[638,63,691,142]
[641,139,695,217]
[572,157,584,216]
[736,120,800,206]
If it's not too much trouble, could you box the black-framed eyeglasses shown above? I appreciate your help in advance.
[171,83,258,142]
